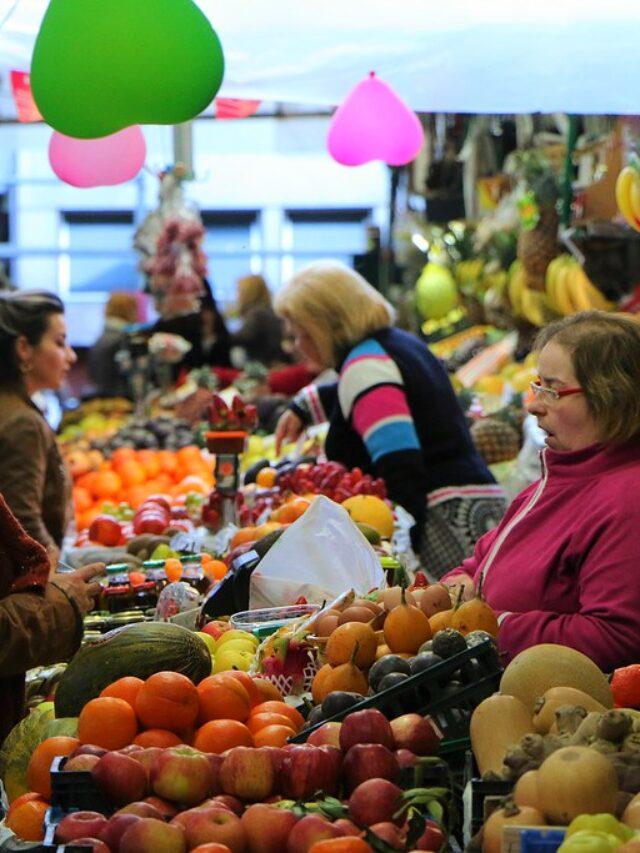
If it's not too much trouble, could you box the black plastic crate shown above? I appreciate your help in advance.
[464,750,513,839]
[49,758,110,816]
[291,639,501,743]
[41,808,95,852]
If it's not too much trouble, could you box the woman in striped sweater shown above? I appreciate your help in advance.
[274,260,506,578]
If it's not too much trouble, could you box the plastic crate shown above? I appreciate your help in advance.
[464,750,513,838]
[290,638,501,743]
[41,808,94,852]
[503,826,566,853]
[49,758,110,816]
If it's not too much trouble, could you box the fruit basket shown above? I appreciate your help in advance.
[291,638,501,744]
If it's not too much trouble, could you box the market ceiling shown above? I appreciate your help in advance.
[1,0,640,121]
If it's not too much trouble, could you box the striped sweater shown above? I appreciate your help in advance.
[291,327,495,544]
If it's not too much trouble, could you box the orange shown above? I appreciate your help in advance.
[5,798,49,842]
[157,450,179,476]
[252,678,285,703]
[72,486,93,513]
[127,484,151,508]
[6,793,46,818]
[165,558,183,582]
[203,559,228,582]
[75,470,100,494]
[26,737,79,799]
[118,460,147,487]
[78,697,138,750]
[99,676,144,710]
[221,671,262,708]
[255,467,278,488]
[252,724,294,748]
[230,527,257,549]
[175,475,211,496]
[197,674,252,724]
[193,720,253,753]
[137,450,161,478]
[92,470,123,500]
[309,840,373,853]
[247,713,295,736]
[250,701,304,732]
[253,521,283,540]
[272,498,311,524]
[78,506,101,532]
[133,729,183,748]
[135,672,200,733]
[177,445,202,465]
[611,664,640,708]
[111,447,137,467]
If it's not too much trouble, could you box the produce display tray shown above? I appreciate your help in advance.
[42,808,91,852]
[49,757,111,816]
[291,639,501,743]
[503,826,566,853]
[464,750,513,838]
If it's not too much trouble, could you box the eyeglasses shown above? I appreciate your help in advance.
[529,380,584,403]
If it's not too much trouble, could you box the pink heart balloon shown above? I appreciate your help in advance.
[49,125,146,188]
[328,72,424,167]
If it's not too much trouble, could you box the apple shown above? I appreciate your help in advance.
[131,746,164,782]
[414,818,446,851]
[306,723,342,749]
[342,744,399,792]
[213,647,254,673]
[171,806,246,851]
[370,821,406,849]
[56,811,109,843]
[64,753,102,773]
[241,803,298,853]
[197,632,217,656]
[333,819,362,836]
[339,709,394,752]
[260,746,287,778]
[204,752,224,794]
[145,495,172,513]
[286,814,343,853]
[92,751,148,806]
[99,813,142,852]
[317,746,342,796]
[220,746,274,801]
[348,779,403,828]
[280,746,335,801]
[69,744,107,759]
[72,840,110,853]
[395,749,418,770]
[120,817,187,853]
[206,795,244,815]
[390,714,441,756]
[151,746,214,806]
[201,621,232,641]
[89,515,123,547]
[143,795,178,820]
[119,744,145,755]
[117,801,165,820]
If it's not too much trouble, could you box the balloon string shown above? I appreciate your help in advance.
[0,0,21,31]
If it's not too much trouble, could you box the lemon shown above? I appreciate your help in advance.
[196,632,217,656]
[215,638,258,655]
[213,648,255,674]
[215,629,258,650]
[341,495,394,539]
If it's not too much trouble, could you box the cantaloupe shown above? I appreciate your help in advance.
[499,644,613,713]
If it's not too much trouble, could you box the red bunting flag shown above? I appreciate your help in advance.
[215,98,261,120]
[10,71,43,123]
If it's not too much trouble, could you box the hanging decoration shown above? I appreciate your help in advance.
[327,72,424,167]
[215,98,261,119]
[10,71,42,123]
[49,126,147,188]
[31,0,225,139]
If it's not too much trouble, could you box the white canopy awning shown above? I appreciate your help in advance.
[1,0,640,119]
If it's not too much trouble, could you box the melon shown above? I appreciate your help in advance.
[499,644,613,713]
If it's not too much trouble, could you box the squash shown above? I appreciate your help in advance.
[54,622,212,717]
[532,687,608,733]
[470,693,534,775]
[499,644,613,713]
[536,746,619,824]
[482,801,546,853]
[513,770,540,809]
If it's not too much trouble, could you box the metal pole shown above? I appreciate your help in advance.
[173,122,194,178]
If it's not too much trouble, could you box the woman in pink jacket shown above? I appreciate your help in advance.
[443,311,640,672]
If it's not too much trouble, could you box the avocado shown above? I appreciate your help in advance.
[356,522,382,546]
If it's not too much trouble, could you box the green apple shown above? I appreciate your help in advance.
[214,630,258,650]
[215,638,258,655]
[212,648,255,674]
[195,631,216,656]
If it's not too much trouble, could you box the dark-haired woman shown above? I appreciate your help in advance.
[0,291,76,566]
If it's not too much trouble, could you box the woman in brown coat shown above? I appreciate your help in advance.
[0,493,104,742]
[0,291,77,566]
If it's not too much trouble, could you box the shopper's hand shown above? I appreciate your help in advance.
[275,409,304,455]
[50,563,106,615]
[442,573,476,603]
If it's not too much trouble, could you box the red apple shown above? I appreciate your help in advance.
[151,746,214,806]
[171,806,246,851]
[414,818,446,851]
[145,495,172,513]
[117,801,165,820]
[64,753,102,773]
[339,709,394,752]
[143,795,178,820]
[206,795,244,815]
[260,746,287,778]
[395,749,418,770]
[333,819,362,836]
[89,514,123,547]
[190,846,235,853]
[92,751,148,806]
[286,814,343,853]
[133,512,169,536]
[72,840,110,853]
[201,621,232,641]
[69,744,107,759]
[281,746,336,801]
[119,744,144,756]
[204,752,224,795]
[348,779,403,828]
[343,744,399,792]
[369,822,405,849]
[390,714,441,756]
[99,813,142,852]
[120,817,186,853]
[317,746,342,796]
[131,746,163,781]
[220,746,274,801]
[306,723,342,749]
[56,811,109,843]
[241,803,298,852]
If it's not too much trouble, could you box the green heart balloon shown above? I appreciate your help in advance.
[31,0,224,139]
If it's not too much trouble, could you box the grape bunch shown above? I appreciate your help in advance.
[278,461,387,503]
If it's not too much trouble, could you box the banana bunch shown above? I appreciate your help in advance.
[508,261,557,327]
[455,258,485,290]
[615,164,640,232]
[546,255,615,316]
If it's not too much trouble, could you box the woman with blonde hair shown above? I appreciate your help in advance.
[231,274,287,366]
[443,311,640,671]
[275,260,504,576]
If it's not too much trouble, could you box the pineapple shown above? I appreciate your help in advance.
[514,152,560,293]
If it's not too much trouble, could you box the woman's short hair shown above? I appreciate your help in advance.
[535,310,640,443]
[274,260,395,367]
[105,292,138,324]
[237,274,272,315]
[0,290,64,387]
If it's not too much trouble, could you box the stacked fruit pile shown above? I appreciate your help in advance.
[276,462,387,504]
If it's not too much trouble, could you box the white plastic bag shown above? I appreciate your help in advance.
[249,495,385,609]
